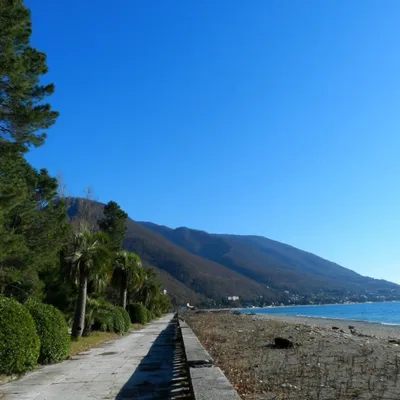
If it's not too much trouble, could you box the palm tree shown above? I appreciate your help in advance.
[112,251,142,309]
[141,268,162,309]
[133,263,146,299]
[66,229,111,338]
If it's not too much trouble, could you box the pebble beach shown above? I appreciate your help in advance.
[184,311,400,399]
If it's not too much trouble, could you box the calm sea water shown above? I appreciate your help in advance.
[239,302,400,325]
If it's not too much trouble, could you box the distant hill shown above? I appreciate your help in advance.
[139,222,400,303]
[67,199,277,305]
[66,198,400,306]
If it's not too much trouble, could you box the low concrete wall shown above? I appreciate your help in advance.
[180,323,213,367]
[178,318,241,399]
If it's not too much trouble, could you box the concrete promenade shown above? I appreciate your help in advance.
[0,314,192,400]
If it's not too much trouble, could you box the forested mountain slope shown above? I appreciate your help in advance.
[140,222,400,303]
[67,199,400,306]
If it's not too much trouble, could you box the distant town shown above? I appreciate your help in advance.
[198,289,400,309]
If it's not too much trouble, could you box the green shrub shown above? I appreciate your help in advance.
[25,299,70,365]
[100,303,125,334]
[145,308,154,322]
[111,307,125,334]
[0,296,40,374]
[93,308,114,332]
[127,303,148,324]
[83,298,102,336]
[117,306,131,332]
[92,303,126,334]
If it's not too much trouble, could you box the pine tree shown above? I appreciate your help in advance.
[0,0,58,150]
[0,149,70,299]
[98,201,128,251]
[0,0,63,300]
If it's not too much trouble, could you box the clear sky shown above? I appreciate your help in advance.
[25,0,400,282]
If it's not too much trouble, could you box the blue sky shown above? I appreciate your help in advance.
[26,0,400,282]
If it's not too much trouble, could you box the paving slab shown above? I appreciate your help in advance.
[0,314,191,400]
[190,366,241,400]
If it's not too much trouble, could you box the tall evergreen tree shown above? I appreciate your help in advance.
[0,0,58,151]
[0,149,70,299]
[0,146,27,266]
[0,0,64,300]
[98,201,128,250]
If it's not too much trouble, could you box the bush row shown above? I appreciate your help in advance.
[89,302,131,334]
[0,296,160,375]
[127,303,159,324]
[25,299,70,365]
[93,301,160,330]
[0,296,70,375]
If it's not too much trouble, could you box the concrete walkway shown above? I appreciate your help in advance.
[0,314,192,400]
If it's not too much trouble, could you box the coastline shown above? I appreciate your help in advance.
[249,313,400,340]
[238,300,400,309]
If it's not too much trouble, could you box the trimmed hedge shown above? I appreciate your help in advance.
[92,303,127,334]
[101,303,125,334]
[0,296,40,374]
[111,307,125,334]
[117,306,131,332]
[127,303,148,324]
[93,308,114,332]
[25,299,70,364]
[146,309,154,322]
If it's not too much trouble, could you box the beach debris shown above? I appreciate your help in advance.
[274,337,294,349]
[349,328,376,339]
[349,325,355,330]
[281,383,298,389]
[332,326,340,330]
[388,339,400,345]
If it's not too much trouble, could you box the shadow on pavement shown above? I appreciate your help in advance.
[116,317,192,400]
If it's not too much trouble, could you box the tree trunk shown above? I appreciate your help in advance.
[72,269,87,338]
[120,286,127,309]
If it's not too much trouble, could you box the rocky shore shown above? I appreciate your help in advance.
[184,312,400,399]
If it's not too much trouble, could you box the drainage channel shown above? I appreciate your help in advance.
[169,318,193,400]
[117,317,194,400]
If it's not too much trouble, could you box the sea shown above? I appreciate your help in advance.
[239,302,400,325]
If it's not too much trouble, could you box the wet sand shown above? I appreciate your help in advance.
[184,312,400,400]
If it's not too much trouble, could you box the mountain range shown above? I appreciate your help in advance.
[67,198,400,306]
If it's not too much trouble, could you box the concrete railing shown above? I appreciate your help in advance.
[178,318,241,399]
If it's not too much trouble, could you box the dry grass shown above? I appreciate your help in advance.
[69,331,120,356]
[185,313,400,400]
[69,324,143,357]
